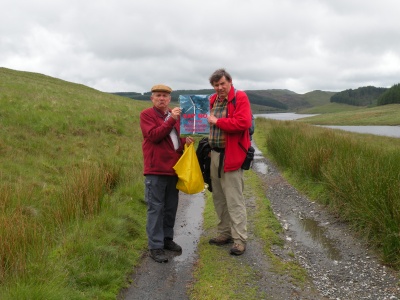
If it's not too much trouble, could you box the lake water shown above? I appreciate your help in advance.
[255,113,400,138]
[256,113,319,121]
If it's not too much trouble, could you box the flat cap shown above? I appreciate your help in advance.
[151,84,172,93]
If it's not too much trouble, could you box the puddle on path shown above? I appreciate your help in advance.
[173,192,205,264]
[288,215,342,261]
[121,192,205,300]
[251,141,341,261]
[252,143,268,175]
[253,160,268,175]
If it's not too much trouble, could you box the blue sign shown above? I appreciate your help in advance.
[179,95,210,135]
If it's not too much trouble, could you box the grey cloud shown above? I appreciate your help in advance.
[1,0,400,94]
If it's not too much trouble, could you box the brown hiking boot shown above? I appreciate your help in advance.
[230,243,246,256]
[149,249,168,263]
[209,236,233,246]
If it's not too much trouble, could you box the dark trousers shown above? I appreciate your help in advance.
[145,175,179,249]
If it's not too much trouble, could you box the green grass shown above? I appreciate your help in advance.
[254,118,400,268]
[300,90,335,107]
[298,102,363,114]
[0,67,149,299]
[190,192,264,300]
[189,170,309,299]
[298,103,400,125]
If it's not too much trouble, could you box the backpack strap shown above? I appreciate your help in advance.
[230,89,254,139]
[232,89,237,108]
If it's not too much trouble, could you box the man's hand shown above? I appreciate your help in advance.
[185,136,194,145]
[207,114,218,125]
[170,107,181,120]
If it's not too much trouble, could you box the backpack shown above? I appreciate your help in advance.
[196,137,212,192]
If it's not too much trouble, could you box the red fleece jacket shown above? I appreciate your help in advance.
[209,86,252,172]
[140,106,186,176]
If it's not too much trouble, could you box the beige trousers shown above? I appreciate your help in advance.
[210,150,247,245]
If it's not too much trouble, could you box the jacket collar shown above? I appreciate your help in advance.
[211,85,235,104]
[153,106,170,117]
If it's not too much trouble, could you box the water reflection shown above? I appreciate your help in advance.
[256,113,400,138]
[173,192,204,263]
[319,125,400,138]
[255,113,317,120]
[288,215,342,261]
[253,161,268,175]
[122,192,205,300]
[251,142,268,175]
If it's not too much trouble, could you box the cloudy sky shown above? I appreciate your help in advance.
[2,0,400,94]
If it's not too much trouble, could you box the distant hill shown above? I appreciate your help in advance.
[111,88,314,112]
[377,83,400,106]
[245,91,288,110]
[330,86,387,106]
[115,87,392,113]
[247,89,309,110]
[301,90,336,107]
[112,90,215,103]
[113,92,142,98]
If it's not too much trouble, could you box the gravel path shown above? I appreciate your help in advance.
[252,144,400,299]
[120,143,400,299]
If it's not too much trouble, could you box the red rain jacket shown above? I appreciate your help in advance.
[209,86,252,172]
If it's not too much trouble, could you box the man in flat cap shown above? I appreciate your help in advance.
[140,84,194,263]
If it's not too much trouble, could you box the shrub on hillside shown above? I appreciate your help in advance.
[377,83,400,106]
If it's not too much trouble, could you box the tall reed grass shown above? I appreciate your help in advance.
[257,119,400,268]
[0,182,44,281]
[54,162,120,224]
[0,68,149,298]
[0,162,120,282]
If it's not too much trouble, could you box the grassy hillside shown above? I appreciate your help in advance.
[115,88,314,112]
[331,86,387,106]
[250,103,284,113]
[244,89,311,110]
[115,86,391,115]
[300,90,336,107]
[298,102,363,114]
[298,103,400,125]
[0,67,150,299]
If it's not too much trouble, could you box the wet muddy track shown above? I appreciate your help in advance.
[120,143,399,300]
[119,192,204,300]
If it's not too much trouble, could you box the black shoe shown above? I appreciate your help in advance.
[149,249,168,263]
[164,238,182,252]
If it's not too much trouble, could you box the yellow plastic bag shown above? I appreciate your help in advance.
[173,143,205,194]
